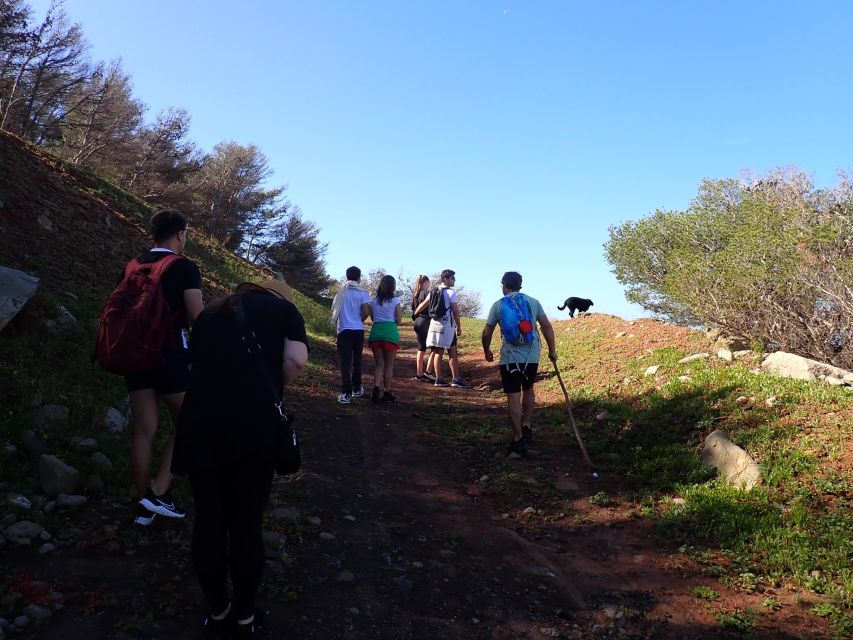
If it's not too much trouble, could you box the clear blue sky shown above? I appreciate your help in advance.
[30,0,853,319]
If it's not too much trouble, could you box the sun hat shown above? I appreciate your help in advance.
[236,279,294,302]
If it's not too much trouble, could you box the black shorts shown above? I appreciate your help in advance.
[499,363,538,394]
[125,348,190,394]
[413,316,430,351]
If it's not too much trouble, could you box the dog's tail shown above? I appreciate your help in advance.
[557,302,567,310]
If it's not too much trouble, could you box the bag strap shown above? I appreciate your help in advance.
[232,295,287,423]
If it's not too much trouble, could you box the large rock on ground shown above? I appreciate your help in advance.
[761,351,853,383]
[702,430,761,490]
[4,520,44,545]
[38,455,80,497]
[0,265,39,332]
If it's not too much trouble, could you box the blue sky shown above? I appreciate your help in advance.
[29,1,853,319]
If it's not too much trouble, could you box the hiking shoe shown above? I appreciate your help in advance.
[201,607,233,637]
[133,503,157,526]
[381,391,396,402]
[234,608,269,639]
[434,378,450,387]
[372,386,381,403]
[422,372,437,382]
[522,426,533,442]
[337,392,351,404]
[352,387,365,398]
[139,488,185,519]
[451,378,470,388]
[506,438,527,458]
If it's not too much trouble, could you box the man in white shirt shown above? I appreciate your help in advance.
[331,266,371,404]
[425,269,463,387]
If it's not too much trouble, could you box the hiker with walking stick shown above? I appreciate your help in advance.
[482,271,558,458]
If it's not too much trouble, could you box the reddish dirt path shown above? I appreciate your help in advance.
[8,328,821,639]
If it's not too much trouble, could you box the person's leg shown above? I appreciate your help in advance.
[431,348,444,381]
[521,385,536,429]
[416,349,426,377]
[129,389,160,500]
[425,351,436,376]
[337,331,353,393]
[189,469,230,616]
[506,392,523,441]
[384,349,396,392]
[150,391,184,495]
[448,345,460,380]
[372,347,385,392]
[352,330,365,392]
[226,458,275,623]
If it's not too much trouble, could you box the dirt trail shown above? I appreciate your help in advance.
[8,331,815,639]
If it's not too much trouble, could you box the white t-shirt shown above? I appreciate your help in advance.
[372,296,400,323]
[337,288,372,332]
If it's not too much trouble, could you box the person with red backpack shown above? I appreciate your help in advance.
[99,209,203,525]
[482,271,557,458]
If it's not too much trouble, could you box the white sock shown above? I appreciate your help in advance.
[211,603,231,621]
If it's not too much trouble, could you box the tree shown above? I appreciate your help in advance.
[191,141,285,251]
[605,167,853,367]
[260,209,332,296]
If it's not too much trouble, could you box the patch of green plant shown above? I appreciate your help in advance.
[762,597,781,611]
[691,585,719,600]
[715,608,756,631]
[588,491,612,506]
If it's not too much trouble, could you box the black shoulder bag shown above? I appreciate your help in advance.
[233,295,301,475]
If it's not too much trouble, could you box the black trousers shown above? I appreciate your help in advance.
[336,329,364,393]
[189,456,275,620]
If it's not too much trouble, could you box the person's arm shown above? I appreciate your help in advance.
[282,338,309,384]
[183,289,204,324]
[413,296,429,315]
[451,301,462,335]
[394,302,402,325]
[482,323,496,362]
[538,314,558,362]
[360,294,371,321]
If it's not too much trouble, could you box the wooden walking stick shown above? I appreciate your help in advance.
[552,360,598,476]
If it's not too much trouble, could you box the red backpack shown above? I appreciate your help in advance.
[96,254,184,376]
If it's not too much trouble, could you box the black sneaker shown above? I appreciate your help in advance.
[133,503,156,526]
[201,607,233,637]
[434,378,450,387]
[234,608,269,639]
[351,387,365,398]
[506,438,527,458]
[522,426,533,442]
[422,372,437,382]
[372,386,381,403]
[451,378,470,388]
[381,391,396,402]
[139,488,186,519]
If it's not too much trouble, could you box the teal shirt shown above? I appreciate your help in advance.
[485,293,545,364]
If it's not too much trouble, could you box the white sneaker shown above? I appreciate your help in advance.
[351,387,365,398]
[337,392,351,404]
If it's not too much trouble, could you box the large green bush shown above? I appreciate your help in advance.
[605,168,853,367]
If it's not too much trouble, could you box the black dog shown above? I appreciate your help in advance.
[557,297,593,317]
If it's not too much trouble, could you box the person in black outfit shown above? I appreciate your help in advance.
[123,209,204,525]
[411,274,433,380]
[171,279,309,638]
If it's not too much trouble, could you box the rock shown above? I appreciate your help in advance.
[6,493,31,510]
[336,570,355,583]
[46,305,77,332]
[270,506,301,524]
[101,407,129,434]
[306,516,321,526]
[765,396,779,407]
[38,454,80,497]
[479,474,490,483]
[762,351,853,382]
[38,543,55,554]
[76,438,99,453]
[678,353,710,364]
[43,500,56,514]
[701,430,762,490]
[343,514,356,521]
[32,404,69,430]
[319,532,336,541]
[594,411,609,422]
[824,376,845,386]
[89,452,112,470]
[677,375,691,382]
[733,350,754,359]
[717,349,734,362]
[1,443,16,461]
[0,265,39,332]
[22,604,51,626]
[4,520,44,545]
[39,529,52,541]
[735,396,748,404]
[12,616,29,629]
[56,494,87,509]
[19,430,47,455]
[391,576,413,591]
[644,366,659,376]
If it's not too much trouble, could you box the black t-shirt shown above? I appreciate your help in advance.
[120,250,202,343]
[172,291,310,474]
[412,289,430,319]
